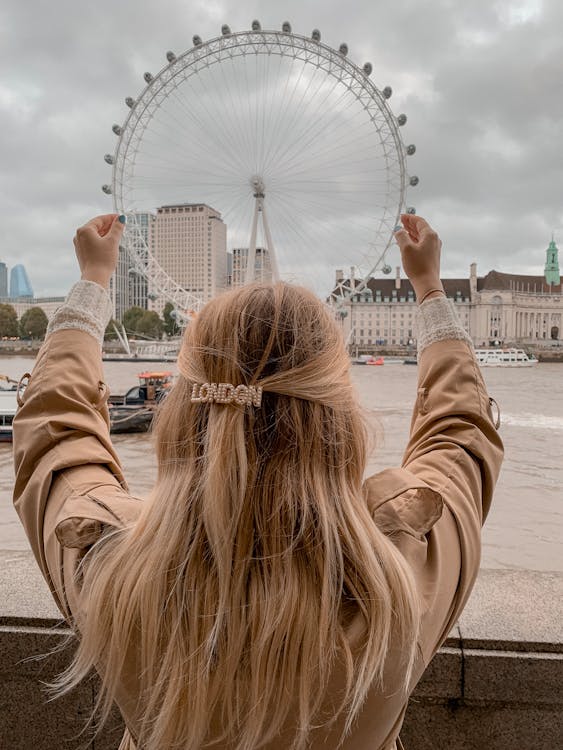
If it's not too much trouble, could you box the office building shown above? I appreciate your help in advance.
[150,203,227,310]
[10,264,33,298]
[110,212,153,321]
[231,247,272,287]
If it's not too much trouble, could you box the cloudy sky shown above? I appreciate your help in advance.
[1,0,562,298]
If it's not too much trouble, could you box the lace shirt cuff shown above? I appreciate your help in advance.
[46,281,113,346]
[416,296,473,355]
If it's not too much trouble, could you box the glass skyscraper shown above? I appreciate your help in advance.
[10,264,33,298]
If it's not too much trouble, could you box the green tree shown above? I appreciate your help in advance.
[122,306,146,336]
[163,302,180,337]
[19,307,48,340]
[0,303,19,338]
[136,311,163,339]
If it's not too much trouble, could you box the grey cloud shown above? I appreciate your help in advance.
[1,0,561,296]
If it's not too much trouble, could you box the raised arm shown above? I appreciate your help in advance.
[13,215,142,622]
[395,214,503,569]
[366,215,504,667]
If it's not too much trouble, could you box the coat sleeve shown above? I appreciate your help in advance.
[365,297,504,666]
[12,284,143,624]
[403,335,503,661]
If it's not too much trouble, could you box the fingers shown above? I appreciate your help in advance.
[400,214,435,243]
[76,214,125,241]
[400,214,432,232]
[82,214,118,232]
[395,215,438,247]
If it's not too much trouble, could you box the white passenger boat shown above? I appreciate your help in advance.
[0,390,18,442]
[474,348,538,367]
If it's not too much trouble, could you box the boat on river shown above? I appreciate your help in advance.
[0,376,21,443]
[352,355,385,366]
[0,391,17,442]
[475,348,538,367]
[109,371,174,434]
[110,405,155,434]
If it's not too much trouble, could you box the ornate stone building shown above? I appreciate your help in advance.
[330,239,562,350]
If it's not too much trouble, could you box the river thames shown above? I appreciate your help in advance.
[1,356,561,572]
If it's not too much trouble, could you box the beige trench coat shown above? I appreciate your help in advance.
[13,329,503,749]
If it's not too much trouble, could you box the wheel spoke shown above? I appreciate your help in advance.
[112,30,409,305]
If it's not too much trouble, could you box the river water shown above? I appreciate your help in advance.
[1,356,561,572]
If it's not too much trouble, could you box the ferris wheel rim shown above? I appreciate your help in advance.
[112,29,408,206]
[108,25,415,313]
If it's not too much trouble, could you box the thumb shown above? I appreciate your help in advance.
[393,226,411,251]
[109,214,127,238]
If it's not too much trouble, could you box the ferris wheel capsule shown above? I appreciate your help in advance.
[104,154,114,165]
[397,114,407,126]
[382,86,392,99]
[166,51,176,62]
[101,184,112,194]
[112,124,122,135]
[193,35,202,46]
[251,20,261,31]
[339,43,348,56]
[406,206,416,214]
[382,264,392,275]
[311,29,321,41]
[125,96,136,108]
[144,72,154,84]
[409,176,420,187]
[221,25,231,36]
[406,144,416,155]
[363,62,373,75]
[282,21,292,33]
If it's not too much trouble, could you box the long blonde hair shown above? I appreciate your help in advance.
[58,283,419,749]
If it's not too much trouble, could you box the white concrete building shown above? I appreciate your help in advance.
[331,240,562,349]
[149,203,227,314]
[231,247,272,287]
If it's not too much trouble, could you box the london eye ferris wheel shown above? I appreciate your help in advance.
[102,21,419,314]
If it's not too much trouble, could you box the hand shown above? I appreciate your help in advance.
[394,214,444,301]
[73,214,126,289]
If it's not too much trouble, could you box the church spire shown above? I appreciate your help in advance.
[544,236,560,286]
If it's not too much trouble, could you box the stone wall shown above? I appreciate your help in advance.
[1,552,562,749]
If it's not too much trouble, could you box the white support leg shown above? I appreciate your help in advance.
[260,200,279,283]
[246,196,260,284]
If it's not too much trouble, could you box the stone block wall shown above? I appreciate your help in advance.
[1,553,562,749]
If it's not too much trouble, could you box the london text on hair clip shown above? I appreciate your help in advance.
[190,383,263,407]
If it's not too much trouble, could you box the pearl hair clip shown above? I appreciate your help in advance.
[190,382,263,407]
